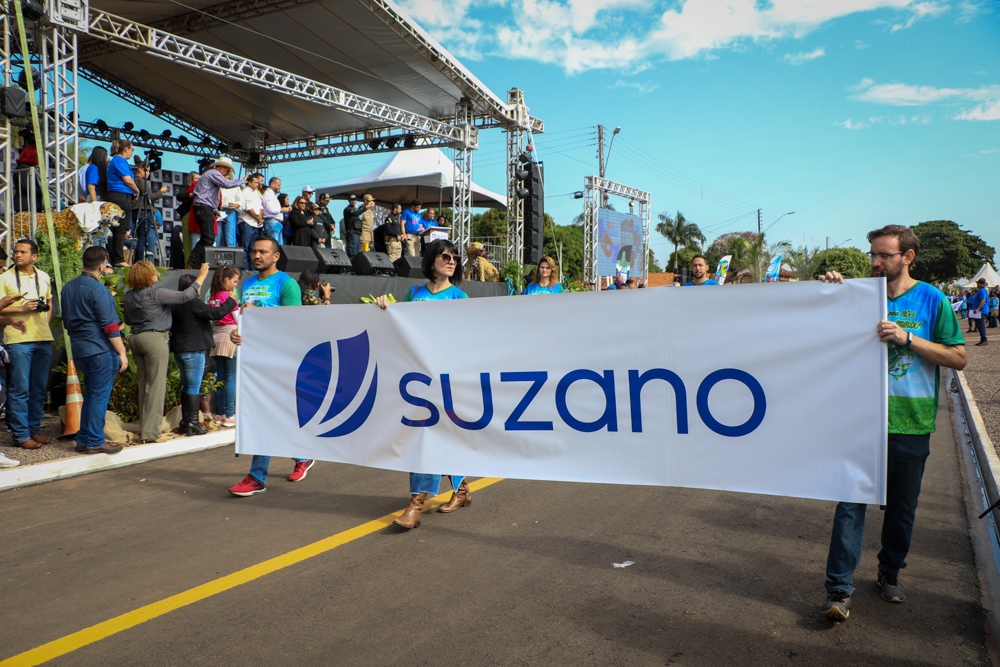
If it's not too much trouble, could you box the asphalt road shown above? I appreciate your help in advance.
[0,394,990,666]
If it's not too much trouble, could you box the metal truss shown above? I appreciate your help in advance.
[265,125,474,162]
[40,21,80,210]
[82,9,469,143]
[78,122,229,159]
[583,176,652,289]
[504,89,528,263]
[79,67,230,146]
[452,100,473,253]
[1,11,12,258]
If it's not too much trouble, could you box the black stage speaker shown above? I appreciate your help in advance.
[276,245,319,273]
[314,247,353,274]
[393,255,423,278]
[1,87,27,119]
[352,251,395,276]
[205,247,244,269]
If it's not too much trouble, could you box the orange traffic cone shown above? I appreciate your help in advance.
[63,359,81,437]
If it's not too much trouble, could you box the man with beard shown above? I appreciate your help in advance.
[682,255,719,286]
[817,224,966,621]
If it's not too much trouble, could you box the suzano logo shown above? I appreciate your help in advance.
[295,331,378,437]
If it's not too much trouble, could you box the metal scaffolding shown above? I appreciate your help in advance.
[40,23,79,210]
[452,99,473,253]
[505,88,529,264]
[0,10,12,258]
[582,176,651,289]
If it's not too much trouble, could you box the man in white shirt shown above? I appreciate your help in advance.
[238,172,264,270]
[261,177,288,245]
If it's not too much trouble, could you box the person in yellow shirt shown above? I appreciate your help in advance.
[0,239,55,449]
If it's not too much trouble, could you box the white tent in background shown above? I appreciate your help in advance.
[317,148,506,209]
[963,263,1000,289]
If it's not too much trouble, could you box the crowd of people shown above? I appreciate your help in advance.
[71,144,455,272]
[951,279,997,346]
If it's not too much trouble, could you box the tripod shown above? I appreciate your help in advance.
[133,190,165,266]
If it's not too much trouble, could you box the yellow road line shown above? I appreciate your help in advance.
[1,477,503,667]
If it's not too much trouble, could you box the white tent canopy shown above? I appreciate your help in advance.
[963,263,1000,288]
[317,149,506,209]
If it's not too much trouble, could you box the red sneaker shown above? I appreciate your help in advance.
[288,460,315,482]
[229,475,266,497]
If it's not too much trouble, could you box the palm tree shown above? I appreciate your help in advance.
[785,245,821,281]
[656,212,705,272]
[728,234,791,283]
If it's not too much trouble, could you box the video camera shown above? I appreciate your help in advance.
[136,148,163,173]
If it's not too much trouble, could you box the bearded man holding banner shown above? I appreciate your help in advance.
[818,224,966,621]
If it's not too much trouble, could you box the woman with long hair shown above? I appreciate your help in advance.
[84,146,109,203]
[171,272,237,435]
[374,239,471,529]
[105,139,139,266]
[297,269,332,306]
[209,265,242,426]
[123,260,210,442]
[522,255,564,295]
[277,192,292,245]
[289,196,315,247]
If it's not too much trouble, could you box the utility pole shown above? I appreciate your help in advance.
[826,236,830,273]
[597,125,605,178]
[757,208,762,236]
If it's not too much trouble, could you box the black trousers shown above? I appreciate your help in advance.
[104,191,133,266]
[190,204,217,267]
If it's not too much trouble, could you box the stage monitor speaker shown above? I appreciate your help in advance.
[276,245,319,273]
[314,247,353,274]
[205,246,244,269]
[352,251,395,276]
[393,255,423,278]
[1,87,27,119]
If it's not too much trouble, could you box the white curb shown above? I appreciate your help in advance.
[0,429,236,492]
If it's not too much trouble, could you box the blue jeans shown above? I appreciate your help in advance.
[264,220,283,245]
[134,211,158,262]
[214,354,236,417]
[76,351,118,449]
[174,350,206,396]
[825,433,931,595]
[346,233,361,258]
[238,222,258,270]
[409,474,466,496]
[6,341,53,442]
[248,455,309,485]
[217,210,238,247]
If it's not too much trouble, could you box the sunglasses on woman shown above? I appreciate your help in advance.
[437,253,457,264]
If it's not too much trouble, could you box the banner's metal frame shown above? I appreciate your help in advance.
[583,176,651,289]
[1,10,12,258]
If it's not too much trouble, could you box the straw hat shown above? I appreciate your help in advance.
[208,156,236,171]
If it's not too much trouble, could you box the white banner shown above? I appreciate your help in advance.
[237,279,888,504]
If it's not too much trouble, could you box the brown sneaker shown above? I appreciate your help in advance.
[85,443,123,455]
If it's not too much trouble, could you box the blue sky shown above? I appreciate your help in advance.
[79,0,999,265]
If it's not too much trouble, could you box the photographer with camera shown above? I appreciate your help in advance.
[132,155,169,263]
[0,239,54,449]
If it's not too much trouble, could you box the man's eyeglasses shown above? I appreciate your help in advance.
[867,251,904,261]
[438,253,457,264]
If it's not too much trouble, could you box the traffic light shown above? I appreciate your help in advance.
[518,159,544,265]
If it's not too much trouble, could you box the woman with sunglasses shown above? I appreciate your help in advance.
[374,239,470,529]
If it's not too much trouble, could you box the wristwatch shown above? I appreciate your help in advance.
[905,331,913,348]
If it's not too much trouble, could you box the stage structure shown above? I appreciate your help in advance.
[0,0,544,256]
[582,176,651,288]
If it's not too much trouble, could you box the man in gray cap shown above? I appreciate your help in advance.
[343,194,362,258]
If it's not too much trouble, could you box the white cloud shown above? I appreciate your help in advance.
[978,148,1000,154]
[889,0,949,31]
[783,47,826,65]
[398,0,937,74]
[610,79,661,95]
[835,118,878,129]
[849,78,1000,120]
[834,114,932,129]
[957,0,991,23]
[854,39,870,49]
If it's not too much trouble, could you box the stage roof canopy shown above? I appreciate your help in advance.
[79,0,513,148]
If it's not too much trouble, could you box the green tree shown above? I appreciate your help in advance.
[655,212,704,272]
[471,208,507,239]
[668,245,702,273]
[785,245,822,281]
[813,247,871,279]
[908,220,995,283]
[542,222,584,282]
[648,249,663,273]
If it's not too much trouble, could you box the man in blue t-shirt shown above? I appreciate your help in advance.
[971,278,989,345]
[401,200,425,257]
[227,237,312,497]
[683,255,719,286]
[817,225,966,622]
